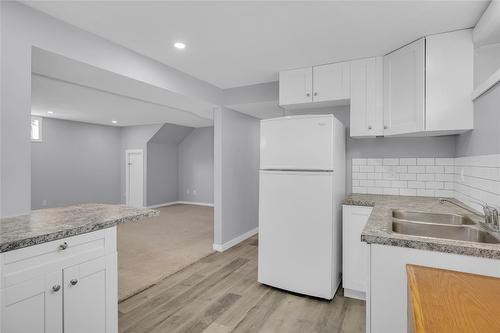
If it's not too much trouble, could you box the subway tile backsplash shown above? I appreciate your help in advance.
[352,155,500,211]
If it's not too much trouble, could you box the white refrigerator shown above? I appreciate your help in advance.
[258,114,345,300]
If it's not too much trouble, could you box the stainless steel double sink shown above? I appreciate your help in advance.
[391,210,500,244]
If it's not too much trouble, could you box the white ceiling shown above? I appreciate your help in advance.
[31,74,213,127]
[24,1,489,89]
[31,47,213,127]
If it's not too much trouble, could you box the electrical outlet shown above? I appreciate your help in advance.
[193,189,197,196]
[42,199,47,206]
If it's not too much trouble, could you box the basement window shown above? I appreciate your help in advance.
[31,116,42,142]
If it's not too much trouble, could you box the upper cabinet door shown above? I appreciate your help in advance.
[383,38,425,136]
[313,61,350,102]
[350,57,384,137]
[279,67,313,106]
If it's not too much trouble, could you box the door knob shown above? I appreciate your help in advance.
[70,279,78,286]
[52,285,61,292]
[58,242,68,250]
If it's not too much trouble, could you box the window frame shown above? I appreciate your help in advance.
[31,116,43,143]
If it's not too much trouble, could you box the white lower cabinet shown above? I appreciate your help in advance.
[342,205,372,300]
[0,228,118,333]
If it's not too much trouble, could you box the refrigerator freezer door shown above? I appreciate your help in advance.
[258,171,334,299]
[260,115,334,170]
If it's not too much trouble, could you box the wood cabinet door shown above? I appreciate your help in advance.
[350,57,384,137]
[278,67,313,106]
[342,205,372,297]
[313,61,350,102]
[383,38,425,136]
[2,271,63,333]
[64,257,107,333]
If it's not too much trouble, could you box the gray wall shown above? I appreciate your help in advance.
[214,107,260,245]
[1,1,223,217]
[179,127,214,204]
[147,142,179,206]
[456,81,500,157]
[31,118,121,209]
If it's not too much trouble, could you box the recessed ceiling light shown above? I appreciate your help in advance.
[47,111,54,114]
[111,120,117,124]
[174,42,186,49]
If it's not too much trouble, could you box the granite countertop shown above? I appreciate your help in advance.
[343,194,500,260]
[0,204,159,252]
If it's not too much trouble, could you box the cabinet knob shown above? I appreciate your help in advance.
[368,125,372,130]
[384,125,388,129]
[52,285,61,292]
[58,242,68,250]
[70,279,78,286]
[306,93,310,97]
[314,92,318,96]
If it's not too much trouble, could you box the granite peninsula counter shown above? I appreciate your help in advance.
[0,203,159,252]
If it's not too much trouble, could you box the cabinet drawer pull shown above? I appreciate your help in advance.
[58,242,68,250]
[70,279,78,286]
[52,285,61,292]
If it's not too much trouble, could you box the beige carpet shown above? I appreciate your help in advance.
[117,204,214,301]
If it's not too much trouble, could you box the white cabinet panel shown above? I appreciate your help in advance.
[426,29,473,133]
[342,205,372,300]
[64,257,107,333]
[258,171,335,299]
[313,61,350,102]
[383,38,425,136]
[279,67,313,106]
[2,271,63,333]
[260,115,334,170]
[350,57,384,137]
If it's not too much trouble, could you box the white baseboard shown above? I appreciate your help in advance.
[213,227,258,252]
[343,288,366,301]
[177,201,214,207]
[148,201,214,209]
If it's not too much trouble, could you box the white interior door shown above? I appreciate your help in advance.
[260,115,334,170]
[126,150,143,208]
[258,171,334,299]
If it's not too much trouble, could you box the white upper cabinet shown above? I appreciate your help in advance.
[383,29,473,136]
[279,61,350,108]
[350,57,384,137]
[279,67,313,106]
[425,29,473,133]
[383,38,425,136]
[313,61,350,103]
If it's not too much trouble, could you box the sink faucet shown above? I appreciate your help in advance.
[439,198,499,232]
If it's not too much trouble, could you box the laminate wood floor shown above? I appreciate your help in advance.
[118,235,365,333]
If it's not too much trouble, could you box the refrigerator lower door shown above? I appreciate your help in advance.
[258,170,335,299]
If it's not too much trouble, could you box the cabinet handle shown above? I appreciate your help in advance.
[52,285,61,292]
[314,92,318,96]
[368,125,372,130]
[58,242,68,250]
[384,125,388,129]
[70,279,78,286]
[306,93,310,97]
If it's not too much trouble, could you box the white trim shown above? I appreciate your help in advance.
[343,288,366,301]
[125,149,144,208]
[147,201,214,209]
[471,67,500,101]
[31,116,43,142]
[212,227,258,252]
